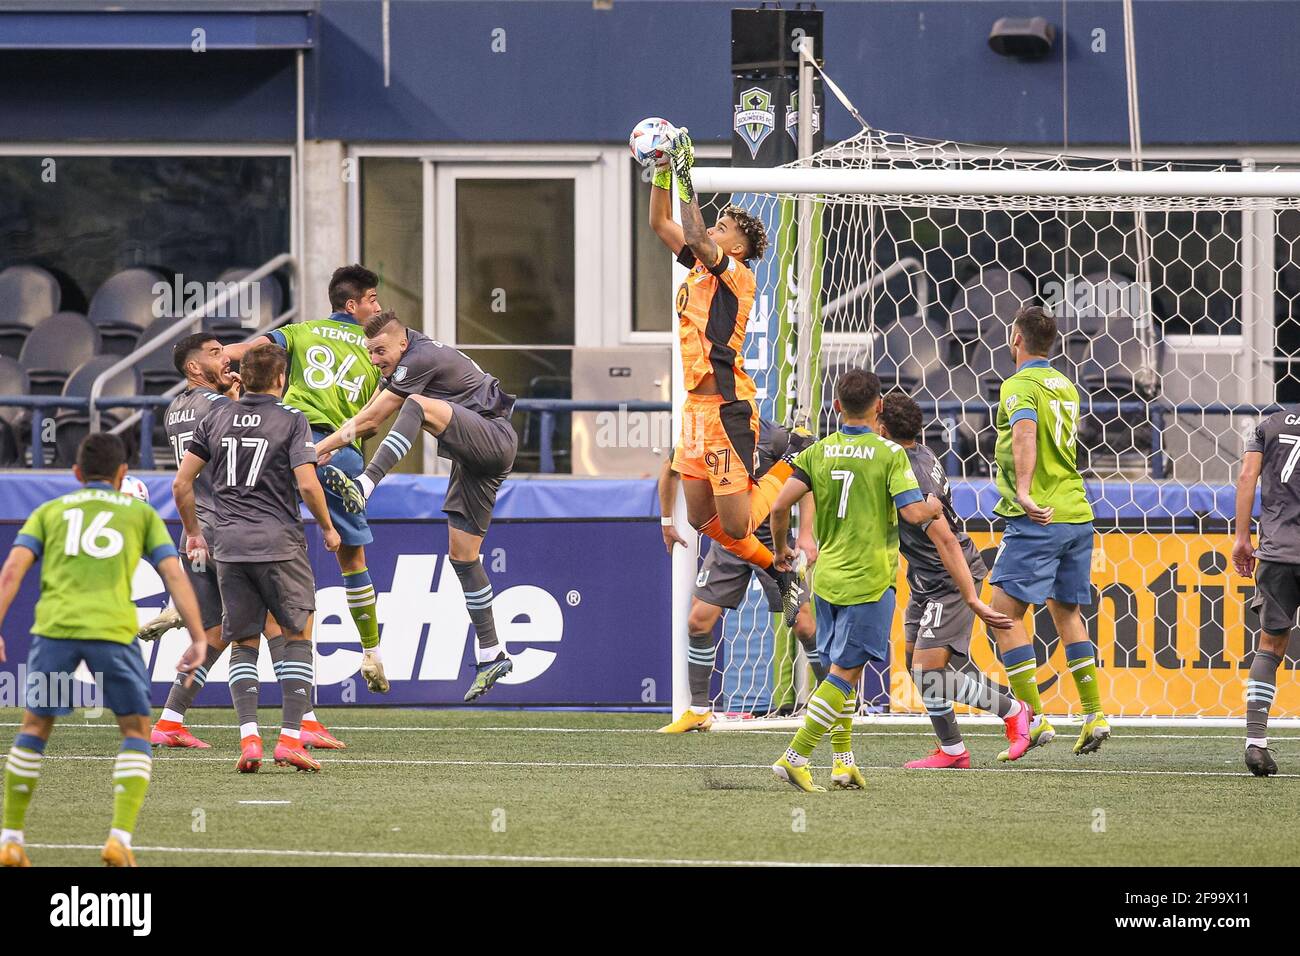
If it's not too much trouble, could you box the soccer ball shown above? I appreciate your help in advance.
[629,117,677,168]
[120,475,150,502]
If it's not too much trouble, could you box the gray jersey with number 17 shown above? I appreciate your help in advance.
[1247,409,1300,565]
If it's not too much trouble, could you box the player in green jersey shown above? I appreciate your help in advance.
[764,370,1010,792]
[225,265,390,694]
[987,305,1110,758]
[0,434,207,867]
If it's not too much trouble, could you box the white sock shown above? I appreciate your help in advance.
[784,748,809,767]
[109,828,132,848]
[281,727,301,740]
[364,647,383,662]
[303,710,317,724]
[159,708,185,724]
[1004,699,1023,719]
[476,643,508,665]
[1247,736,1268,749]
[239,722,259,740]
[0,828,22,846]
[833,750,855,765]
[940,742,967,756]
[689,705,709,716]
[358,474,376,498]
[1030,713,1044,730]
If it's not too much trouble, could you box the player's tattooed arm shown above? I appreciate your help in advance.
[769,476,811,569]
[294,463,342,553]
[0,545,37,662]
[924,514,1012,631]
[679,198,722,273]
[1232,450,1264,577]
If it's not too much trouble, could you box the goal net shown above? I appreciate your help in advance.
[675,126,1300,727]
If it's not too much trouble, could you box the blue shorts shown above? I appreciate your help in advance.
[25,636,151,717]
[989,517,1094,606]
[814,590,896,670]
[313,428,373,547]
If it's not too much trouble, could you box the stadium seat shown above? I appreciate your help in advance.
[0,265,60,360]
[135,315,187,394]
[878,314,942,391]
[53,356,142,466]
[946,268,1033,344]
[87,267,167,355]
[208,267,285,339]
[20,312,101,395]
[0,356,30,466]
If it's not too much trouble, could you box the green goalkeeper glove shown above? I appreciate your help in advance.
[651,163,672,191]
[666,129,696,204]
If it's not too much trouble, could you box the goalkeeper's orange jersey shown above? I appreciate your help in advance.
[674,246,757,402]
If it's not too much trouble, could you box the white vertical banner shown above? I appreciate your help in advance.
[670,189,698,716]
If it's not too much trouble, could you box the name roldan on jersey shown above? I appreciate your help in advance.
[823,443,879,459]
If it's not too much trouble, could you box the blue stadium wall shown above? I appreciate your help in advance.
[1,0,1298,145]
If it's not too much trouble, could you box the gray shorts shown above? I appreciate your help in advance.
[904,586,976,656]
[216,552,316,643]
[693,540,809,612]
[183,550,224,632]
[439,405,518,537]
[1250,560,1300,635]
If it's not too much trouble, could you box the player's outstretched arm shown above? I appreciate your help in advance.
[648,167,685,254]
[923,513,1013,631]
[1232,450,1263,577]
[665,131,722,269]
[316,387,404,460]
[769,476,811,568]
[0,546,37,662]
[294,463,341,553]
[156,556,208,684]
[222,334,275,364]
[1011,419,1053,524]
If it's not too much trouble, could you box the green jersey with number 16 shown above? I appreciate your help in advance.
[993,358,1094,523]
[267,313,383,441]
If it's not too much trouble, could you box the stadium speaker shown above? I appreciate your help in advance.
[731,5,824,75]
[987,16,1056,59]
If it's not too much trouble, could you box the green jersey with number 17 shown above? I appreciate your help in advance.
[792,426,923,606]
[993,358,1094,523]
[267,313,383,438]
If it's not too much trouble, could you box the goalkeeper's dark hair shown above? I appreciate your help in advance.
[328,264,379,311]
[880,392,924,443]
[240,342,288,393]
[1013,304,1058,357]
[77,432,126,482]
[173,331,220,377]
[722,204,768,262]
[835,368,881,417]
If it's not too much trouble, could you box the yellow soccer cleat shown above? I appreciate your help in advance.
[101,836,137,868]
[830,757,867,790]
[772,755,826,793]
[998,715,1056,762]
[1073,713,1111,755]
[0,841,31,867]
[657,709,713,734]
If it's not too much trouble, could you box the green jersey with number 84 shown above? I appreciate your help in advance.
[267,314,383,441]
[993,358,1094,523]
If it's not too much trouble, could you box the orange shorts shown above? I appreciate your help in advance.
[673,394,759,496]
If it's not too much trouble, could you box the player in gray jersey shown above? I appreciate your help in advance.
[1232,408,1300,776]
[173,343,340,773]
[140,333,345,752]
[657,419,820,732]
[877,394,1025,768]
[314,311,519,702]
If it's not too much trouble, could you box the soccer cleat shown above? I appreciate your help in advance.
[361,650,390,695]
[137,606,182,642]
[831,758,867,789]
[905,748,972,769]
[320,465,366,515]
[101,836,137,868]
[1073,713,1111,755]
[772,755,825,792]
[299,719,346,750]
[657,709,714,734]
[775,550,807,629]
[274,736,321,772]
[998,714,1056,762]
[464,654,513,702]
[1245,745,1278,777]
[236,735,263,773]
[999,704,1033,762]
[150,721,211,749]
[0,841,31,867]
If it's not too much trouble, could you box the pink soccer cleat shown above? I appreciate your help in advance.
[1001,704,1033,762]
[151,720,212,749]
[904,748,971,769]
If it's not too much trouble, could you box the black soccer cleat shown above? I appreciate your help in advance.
[1245,744,1278,777]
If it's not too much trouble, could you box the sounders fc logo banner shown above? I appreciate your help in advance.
[785,90,821,145]
[734,87,776,160]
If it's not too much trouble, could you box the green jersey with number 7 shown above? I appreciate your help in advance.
[267,314,384,444]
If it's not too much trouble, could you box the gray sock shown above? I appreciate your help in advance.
[163,644,224,718]
[227,642,261,728]
[1246,650,1283,743]
[363,396,424,486]
[450,557,501,658]
[802,642,829,684]
[951,658,1019,719]
[278,638,315,735]
[914,668,963,749]
[687,632,715,708]
[266,632,286,681]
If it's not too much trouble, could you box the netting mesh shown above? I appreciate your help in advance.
[691,127,1300,723]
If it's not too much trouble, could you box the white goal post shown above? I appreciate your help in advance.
[671,135,1300,729]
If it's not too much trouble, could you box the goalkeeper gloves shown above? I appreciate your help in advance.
[666,129,696,205]
[652,164,673,191]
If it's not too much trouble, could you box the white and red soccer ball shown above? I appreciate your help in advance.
[119,475,150,502]
[629,116,678,168]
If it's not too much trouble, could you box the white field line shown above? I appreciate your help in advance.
[24,843,912,867]
[3,753,1293,779]
[237,800,291,805]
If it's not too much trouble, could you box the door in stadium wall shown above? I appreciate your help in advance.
[432,162,600,473]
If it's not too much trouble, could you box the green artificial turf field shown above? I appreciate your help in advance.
[2,708,1297,867]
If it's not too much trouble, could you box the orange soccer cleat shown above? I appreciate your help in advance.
[151,720,212,749]
[904,748,972,769]
[236,735,263,773]
[273,736,322,772]
[299,719,346,750]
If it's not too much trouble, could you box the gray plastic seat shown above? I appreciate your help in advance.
[0,265,60,358]
[135,316,188,393]
[948,269,1033,344]
[0,356,27,466]
[20,312,101,394]
[207,268,284,333]
[88,267,167,354]
[878,315,944,392]
[52,357,142,466]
